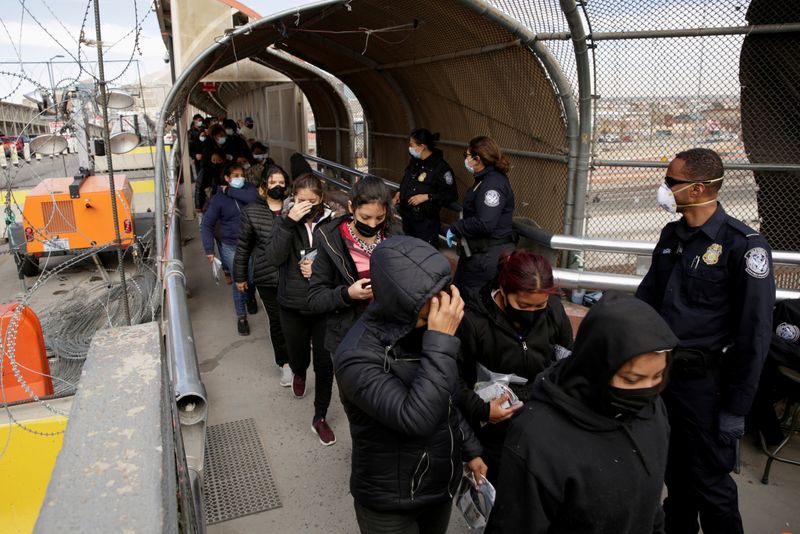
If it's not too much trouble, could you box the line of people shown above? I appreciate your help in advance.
[199,129,781,534]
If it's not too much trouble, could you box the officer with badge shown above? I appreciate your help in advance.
[448,136,515,293]
[636,148,776,534]
[396,128,458,247]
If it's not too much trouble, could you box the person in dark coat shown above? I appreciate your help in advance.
[234,165,291,386]
[334,236,487,534]
[486,293,679,534]
[266,173,343,446]
[448,136,515,294]
[396,128,459,247]
[222,118,252,162]
[458,249,573,483]
[308,175,394,354]
[201,162,258,335]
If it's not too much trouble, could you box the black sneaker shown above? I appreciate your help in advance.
[247,298,258,315]
[237,316,250,336]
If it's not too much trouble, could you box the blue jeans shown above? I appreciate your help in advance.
[219,242,255,317]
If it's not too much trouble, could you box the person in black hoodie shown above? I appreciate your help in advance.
[267,173,343,446]
[335,236,487,534]
[396,128,458,247]
[458,249,573,484]
[308,175,394,354]
[234,165,290,386]
[486,293,679,534]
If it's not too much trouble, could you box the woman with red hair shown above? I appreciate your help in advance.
[457,249,573,483]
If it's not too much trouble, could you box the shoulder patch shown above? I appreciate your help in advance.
[484,189,501,207]
[777,322,800,343]
[744,247,770,279]
[444,171,453,185]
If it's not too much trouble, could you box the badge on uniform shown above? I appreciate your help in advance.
[744,247,770,279]
[702,243,722,265]
[417,172,427,182]
[444,171,453,185]
[484,190,500,207]
[776,322,800,342]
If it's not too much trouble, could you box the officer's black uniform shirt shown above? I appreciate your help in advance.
[636,203,776,415]
[450,165,514,240]
[398,148,458,219]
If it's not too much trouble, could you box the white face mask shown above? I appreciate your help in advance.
[253,154,266,161]
[199,135,207,142]
[657,177,723,214]
[242,163,251,170]
[225,128,234,136]
[464,158,475,174]
[408,146,421,158]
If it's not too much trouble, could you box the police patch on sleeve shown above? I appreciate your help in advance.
[484,189,501,207]
[776,322,800,343]
[744,247,770,279]
[444,171,453,185]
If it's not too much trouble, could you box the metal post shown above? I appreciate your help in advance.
[94,0,132,326]
[47,55,64,120]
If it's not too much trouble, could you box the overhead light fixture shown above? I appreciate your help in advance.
[108,132,139,154]
[30,134,68,156]
[97,90,135,110]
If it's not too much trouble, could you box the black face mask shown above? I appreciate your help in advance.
[504,302,546,330]
[603,384,662,418]
[354,219,385,238]
[299,203,322,223]
[267,185,286,200]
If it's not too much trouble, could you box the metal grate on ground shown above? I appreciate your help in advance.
[203,418,282,525]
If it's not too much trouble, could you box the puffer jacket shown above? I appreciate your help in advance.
[233,195,280,287]
[334,236,483,512]
[265,201,340,313]
[308,215,396,352]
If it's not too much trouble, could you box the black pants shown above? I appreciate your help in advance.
[354,499,452,534]
[280,307,333,420]
[453,243,514,296]
[402,216,440,248]
[662,367,742,534]
[255,285,288,367]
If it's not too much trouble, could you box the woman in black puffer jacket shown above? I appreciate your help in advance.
[308,176,395,354]
[234,165,290,386]
[334,236,486,534]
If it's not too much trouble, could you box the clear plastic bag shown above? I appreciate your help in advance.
[474,362,526,409]
[455,469,496,530]
[211,257,224,286]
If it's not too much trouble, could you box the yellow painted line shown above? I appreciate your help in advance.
[126,145,171,155]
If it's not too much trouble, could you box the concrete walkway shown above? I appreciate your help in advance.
[181,217,800,534]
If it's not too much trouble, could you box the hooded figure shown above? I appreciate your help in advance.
[486,293,678,534]
[334,236,484,533]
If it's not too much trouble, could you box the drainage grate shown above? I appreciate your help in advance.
[203,418,282,525]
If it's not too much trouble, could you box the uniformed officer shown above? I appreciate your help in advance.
[636,148,776,534]
[396,128,458,247]
[448,136,515,293]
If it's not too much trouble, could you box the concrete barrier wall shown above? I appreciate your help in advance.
[35,322,179,533]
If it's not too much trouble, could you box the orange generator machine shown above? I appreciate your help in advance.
[7,172,152,276]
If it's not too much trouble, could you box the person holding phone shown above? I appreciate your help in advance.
[308,176,395,355]
[334,236,487,534]
[457,249,573,484]
[267,173,343,446]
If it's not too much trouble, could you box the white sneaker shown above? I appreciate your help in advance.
[279,365,292,387]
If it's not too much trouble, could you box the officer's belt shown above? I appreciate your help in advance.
[460,236,514,255]
[671,347,723,371]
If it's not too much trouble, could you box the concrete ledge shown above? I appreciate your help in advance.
[35,322,178,533]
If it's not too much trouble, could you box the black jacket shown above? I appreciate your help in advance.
[307,215,389,352]
[334,236,482,512]
[486,294,678,534]
[450,166,514,241]
[399,148,458,220]
[266,203,337,313]
[233,195,281,287]
[458,284,573,429]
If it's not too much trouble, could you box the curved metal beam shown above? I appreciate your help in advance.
[457,0,580,236]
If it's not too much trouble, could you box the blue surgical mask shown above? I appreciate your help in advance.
[409,146,421,158]
[217,136,227,145]
[253,154,266,161]
[199,135,207,142]
[464,158,475,174]
[230,177,245,189]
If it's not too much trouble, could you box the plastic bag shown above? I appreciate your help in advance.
[211,257,224,286]
[455,469,496,530]
[553,344,572,361]
[474,362,526,409]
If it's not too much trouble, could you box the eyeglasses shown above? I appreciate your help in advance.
[664,175,694,187]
